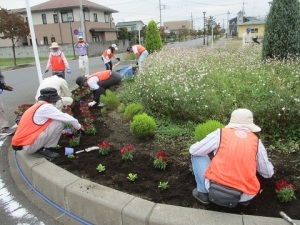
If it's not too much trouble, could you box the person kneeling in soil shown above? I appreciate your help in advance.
[12,88,84,158]
[75,70,121,107]
[189,108,274,207]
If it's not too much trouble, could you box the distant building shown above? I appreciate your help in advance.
[0,0,118,47]
[163,20,193,35]
[115,20,145,32]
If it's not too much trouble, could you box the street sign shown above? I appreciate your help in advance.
[210,20,216,28]
[74,29,79,35]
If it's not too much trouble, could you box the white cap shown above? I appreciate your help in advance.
[111,44,118,50]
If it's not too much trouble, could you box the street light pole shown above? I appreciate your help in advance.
[203,12,206,45]
[68,18,76,59]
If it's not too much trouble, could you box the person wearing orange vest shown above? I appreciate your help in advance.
[101,44,120,70]
[128,44,149,71]
[76,70,121,107]
[44,42,71,79]
[189,108,274,207]
[12,87,84,158]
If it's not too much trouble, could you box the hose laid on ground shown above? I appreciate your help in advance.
[13,151,92,225]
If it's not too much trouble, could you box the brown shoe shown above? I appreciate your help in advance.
[192,188,210,205]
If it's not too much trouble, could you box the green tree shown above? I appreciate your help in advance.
[117,27,129,40]
[0,8,30,66]
[262,0,300,60]
[144,20,163,53]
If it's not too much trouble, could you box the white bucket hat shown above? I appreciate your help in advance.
[49,42,59,49]
[111,44,118,50]
[225,108,261,132]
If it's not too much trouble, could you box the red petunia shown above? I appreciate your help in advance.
[156,151,167,162]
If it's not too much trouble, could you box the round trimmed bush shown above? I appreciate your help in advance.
[130,113,156,139]
[124,103,144,121]
[194,120,225,142]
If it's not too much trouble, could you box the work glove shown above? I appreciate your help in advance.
[88,101,97,107]
[3,85,13,91]
[67,69,72,74]
[116,57,120,61]
[44,69,49,73]
[0,89,2,94]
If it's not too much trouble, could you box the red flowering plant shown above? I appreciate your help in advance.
[98,141,111,155]
[62,105,73,115]
[275,180,296,203]
[121,144,134,161]
[84,115,95,124]
[14,104,33,115]
[84,124,97,135]
[153,151,168,170]
[69,136,80,147]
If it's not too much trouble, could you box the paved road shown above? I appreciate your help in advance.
[0,37,214,224]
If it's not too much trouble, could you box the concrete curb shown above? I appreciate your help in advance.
[11,147,300,225]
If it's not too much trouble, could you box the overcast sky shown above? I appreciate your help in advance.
[1,0,271,29]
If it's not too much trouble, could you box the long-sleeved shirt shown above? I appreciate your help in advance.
[243,32,252,45]
[189,128,274,179]
[45,50,69,71]
[74,42,89,56]
[35,75,72,101]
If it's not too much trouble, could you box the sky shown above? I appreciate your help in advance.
[0,0,272,30]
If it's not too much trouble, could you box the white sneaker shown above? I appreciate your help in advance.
[0,127,15,136]
[97,102,105,107]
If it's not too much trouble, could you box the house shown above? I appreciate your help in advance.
[228,11,250,36]
[163,20,193,35]
[0,0,118,47]
[115,20,145,32]
[238,19,266,39]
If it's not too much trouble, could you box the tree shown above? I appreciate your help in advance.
[0,9,30,66]
[262,0,300,60]
[117,27,129,40]
[144,20,163,53]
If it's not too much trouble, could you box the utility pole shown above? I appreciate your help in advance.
[203,12,206,45]
[227,11,230,37]
[79,0,86,40]
[159,0,166,26]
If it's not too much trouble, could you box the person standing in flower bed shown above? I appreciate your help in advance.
[44,42,71,79]
[190,108,274,207]
[101,44,120,70]
[127,44,149,71]
[35,72,73,110]
[12,87,84,158]
[75,70,122,107]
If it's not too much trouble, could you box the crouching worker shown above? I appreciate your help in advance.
[189,108,274,208]
[12,88,84,158]
[76,70,121,107]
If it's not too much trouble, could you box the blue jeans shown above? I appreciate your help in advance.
[138,50,149,71]
[191,155,211,193]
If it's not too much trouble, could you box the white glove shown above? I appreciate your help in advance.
[88,101,97,107]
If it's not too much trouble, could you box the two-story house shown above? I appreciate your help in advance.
[1,0,118,47]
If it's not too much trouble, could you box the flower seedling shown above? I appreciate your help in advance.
[67,154,75,159]
[96,164,106,173]
[153,151,168,170]
[158,181,169,190]
[121,144,134,161]
[84,115,95,124]
[275,180,296,203]
[14,104,33,115]
[69,136,80,147]
[127,173,137,182]
[84,124,97,135]
[98,142,111,155]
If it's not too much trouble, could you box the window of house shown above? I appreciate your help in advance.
[93,13,98,22]
[251,28,258,33]
[61,12,73,22]
[53,14,58,23]
[182,25,185,28]
[92,35,100,42]
[51,37,56,42]
[84,11,90,21]
[104,13,110,23]
[42,14,47,24]
[43,37,49,45]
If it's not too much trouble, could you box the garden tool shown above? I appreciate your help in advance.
[279,211,297,225]
[112,61,120,68]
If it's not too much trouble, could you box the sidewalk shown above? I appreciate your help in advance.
[7,142,299,225]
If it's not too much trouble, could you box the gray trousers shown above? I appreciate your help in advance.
[0,99,9,129]
[24,120,65,154]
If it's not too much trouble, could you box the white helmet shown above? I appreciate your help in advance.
[111,44,118,50]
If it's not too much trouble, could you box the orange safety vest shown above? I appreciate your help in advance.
[50,54,65,71]
[12,102,52,147]
[102,49,114,59]
[205,128,259,195]
[87,70,111,82]
[133,45,146,55]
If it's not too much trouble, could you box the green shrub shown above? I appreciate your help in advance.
[123,103,144,121]
[145,20,163,53]
[118,103,126,113]
[100,89,120,110]
[130,113,156,139]
[194,120,225,142]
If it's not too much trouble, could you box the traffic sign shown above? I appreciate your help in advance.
[74,29,79,35]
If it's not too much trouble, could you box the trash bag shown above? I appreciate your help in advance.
[118,65,134,79]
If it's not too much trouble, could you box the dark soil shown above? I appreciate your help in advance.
[52,95,300,220]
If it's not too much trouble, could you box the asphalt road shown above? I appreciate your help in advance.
[0,37,207,224]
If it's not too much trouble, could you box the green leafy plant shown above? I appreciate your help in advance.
[153,151,168,170]
[98,141,111,155]
[127,173,137,182]
[100,89,120,110]
[96,164,106,173]
[130,113,156,139]
[120,144,134,161]
[144,20,163,53]
[123,103,144,121]
[194,120,225,142]
[275,180,296,203]
[84,115,94,124]
[84,124,97,135]
[67,154,75,159]
[158,181,169,190]
[69,136,80,147]
[118,103,126,113]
